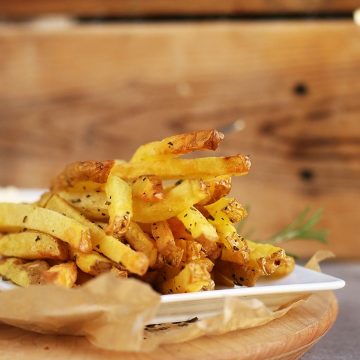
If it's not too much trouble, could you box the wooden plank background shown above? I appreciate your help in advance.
[0,0,360,17]
[0,21,359,258]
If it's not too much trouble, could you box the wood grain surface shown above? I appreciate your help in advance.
[0,291,338,360]
[0,21,359,258]
[0,0,359,18]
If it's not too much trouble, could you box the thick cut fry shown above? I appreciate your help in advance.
[51,160,115,191]
[42,262,77,288]
[0,203,92,253]
[105,175,132,236]
[133,180,208,223]
[131,129,224,162]
[177,206,218,242]
[75,251,112,276]
[132,176,164,202]
[57,191,109,220]
[62,180,104,193]
[205,197,247,223]
[215,260,262,287]
[0,231,68,260]
[198,176,232,205]
[247,240,285,275]
[175,239,203,262]
[45,195,149,276]
[269,256,295,279]
[151,221,183,267]
[0,258,49,287]
[112,155,251,180]
[205,202,249,264]
[159,262,214,294]
[125,222,157,267]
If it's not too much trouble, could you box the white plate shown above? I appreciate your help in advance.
[0,265,345,324]
[0,189,345,323]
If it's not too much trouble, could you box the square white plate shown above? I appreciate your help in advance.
[0,265,344,324]
[0,189,345,324]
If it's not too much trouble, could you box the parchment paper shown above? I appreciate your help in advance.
[0,251,333,352]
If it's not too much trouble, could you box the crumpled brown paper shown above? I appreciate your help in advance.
[0,251,333,352]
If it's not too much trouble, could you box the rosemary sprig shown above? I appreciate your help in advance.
[264,207,328,245]
[236,206,328,245]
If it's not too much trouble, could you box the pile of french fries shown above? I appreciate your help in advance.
[0,130,294,293]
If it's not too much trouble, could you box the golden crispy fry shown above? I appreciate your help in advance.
[46,195,149,276]
[268,256,295,279]
[112,155,250,180]
[247,240,285,275]
[177,206,218,242]
[132,176,164,202]
[0,203,92,253]
[198,176,232,205]
[133,180,208,223]
[151,221,183,267]
[125,222,157,268]
[131,129,224,162]
[51,160,115,191]
[0,231,68,260]
[159,262,214,294]
[0,258,49,287]
[105,175,132,236]
[205,201,249,264]
[214,260,262,287]
[75,251,112,276]
[175,239,203,262]
[62,180,104,193]
[176,206,220,257]
[205,197,247,223]
[57,191,109,221]
[42,262,77,288]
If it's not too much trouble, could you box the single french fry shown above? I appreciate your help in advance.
[51,160,115,191]
[159,262,214,294]
[36,192,52,207]
[198,176,232,205]
[131,129,224,162]
[0,231,68,260]
[57,191,109,221]
[269,256,295,279]
[112,155,251,180]
[132,176,164,202]
[75,251,112,276]
[45,195,149,276]
[133,180,208,223]
[205,197,247,223]
[42,262,77,288]
[105,175,132,236]
[175,239,203,262]
[0,258,49,287]
[151,221,183,267]
[125,222,157,267]
[205,202,249,264]
[0,203,92,253]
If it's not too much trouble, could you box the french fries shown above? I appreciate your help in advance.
[0,129,294,292]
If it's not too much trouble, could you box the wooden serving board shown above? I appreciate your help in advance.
[0,291,337,360]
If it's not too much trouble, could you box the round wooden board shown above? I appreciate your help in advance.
[0,291,338,360]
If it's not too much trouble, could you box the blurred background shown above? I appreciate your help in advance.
[1,0,360,259]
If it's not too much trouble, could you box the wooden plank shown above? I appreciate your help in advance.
[0,21,359,258]
[0,0,359,18]
[0,291,338,359]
